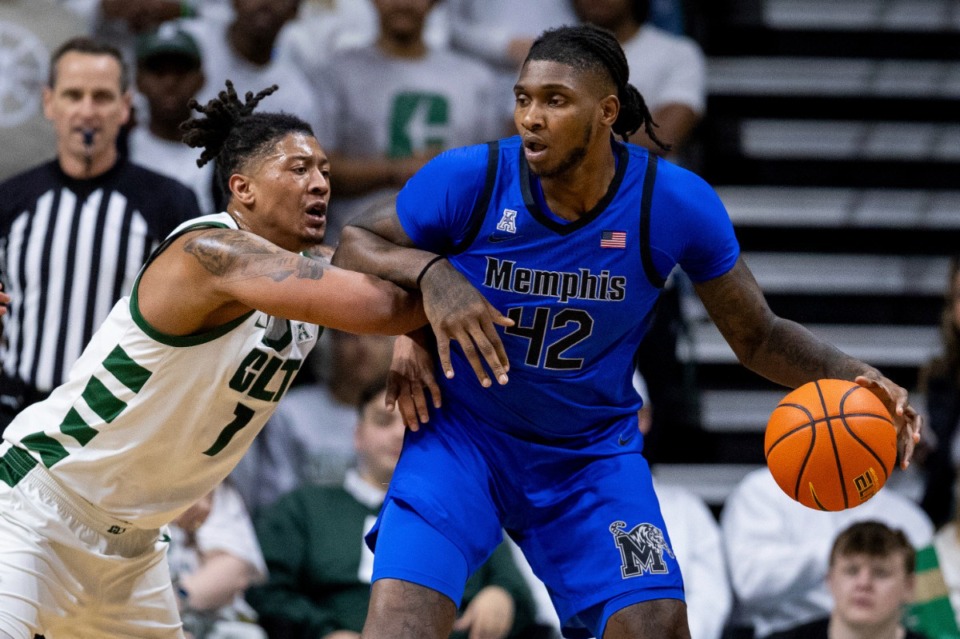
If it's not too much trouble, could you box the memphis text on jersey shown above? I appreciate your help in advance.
[483,257,626,304]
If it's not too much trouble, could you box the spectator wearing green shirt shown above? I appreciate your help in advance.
[248,378,540,639]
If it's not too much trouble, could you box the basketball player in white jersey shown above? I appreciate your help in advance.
[0,81,428,639]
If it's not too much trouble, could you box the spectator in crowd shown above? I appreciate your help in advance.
[129,23,216,213]
[917,256,960,528]
[766,521,930,639]
[179,0,323,136]
[248,378,539,639]
[60,0,234,68]
[276,0,450,80]
[721,468,934,638]
[446,0,577,134]
[571,0,706,159]
[169,482,268,639]
[231,329,395,516]
[0,1,87,181]
[0,36,200,432]
[311,0,498,244]
[931,477,960,630]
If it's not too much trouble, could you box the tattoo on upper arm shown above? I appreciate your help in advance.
[183,229,326,282]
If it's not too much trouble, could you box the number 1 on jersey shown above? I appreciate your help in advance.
[204,403,255,456]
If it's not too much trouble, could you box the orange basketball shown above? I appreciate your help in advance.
[764,379,897,511]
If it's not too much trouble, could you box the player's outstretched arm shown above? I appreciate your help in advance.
[138,228,426,337]
[334,202,514,388]
[694,256,921,467]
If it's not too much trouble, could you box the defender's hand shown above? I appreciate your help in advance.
[386,331,441,430]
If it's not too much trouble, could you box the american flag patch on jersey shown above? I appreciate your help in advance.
[600,230,627,249]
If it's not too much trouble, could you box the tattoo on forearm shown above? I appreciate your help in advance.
[183,229,326,282]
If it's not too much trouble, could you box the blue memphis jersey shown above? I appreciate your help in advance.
[397,136,739,438]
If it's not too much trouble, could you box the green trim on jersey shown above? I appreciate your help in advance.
[131,285,254,347]
[0,446,38,487]
[103,344,152,392]
[20,431,68,468]
[22,344,159,469]
[60,408,98,446]
[128,220,255,347]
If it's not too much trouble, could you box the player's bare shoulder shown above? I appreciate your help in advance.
[181,227,327,283]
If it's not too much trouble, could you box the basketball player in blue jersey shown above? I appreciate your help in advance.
[332,24,922,639]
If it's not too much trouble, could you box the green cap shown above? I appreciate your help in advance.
[135,24,201,66]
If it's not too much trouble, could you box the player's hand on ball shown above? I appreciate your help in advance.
[854,371,922,469]
[387,330,441,430]
[419,259,513,388]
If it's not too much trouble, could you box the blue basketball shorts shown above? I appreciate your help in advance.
[366,411,685,639]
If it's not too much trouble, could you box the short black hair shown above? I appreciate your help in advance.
[525,24,669,151]
[179,80,314,204]
[49,36,129,92]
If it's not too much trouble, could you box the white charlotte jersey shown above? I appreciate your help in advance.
[2,213,319,529]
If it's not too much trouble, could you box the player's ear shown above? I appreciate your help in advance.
[599,94,619,127]
[229,173,255,206]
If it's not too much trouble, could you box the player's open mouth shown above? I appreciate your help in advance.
[523,139,548,161]
[305,202,327,220]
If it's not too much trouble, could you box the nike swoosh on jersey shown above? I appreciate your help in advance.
[618,430,637,446]
[488,234,523,243]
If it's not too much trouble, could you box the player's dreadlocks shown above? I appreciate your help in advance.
[180,80,314,203]
[525,24,671,152]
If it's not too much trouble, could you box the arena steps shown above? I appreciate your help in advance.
[652,462,926,508]
[665,0,959,478]
[682,322,940,368]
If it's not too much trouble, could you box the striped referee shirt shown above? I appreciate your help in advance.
[0,157,200,398]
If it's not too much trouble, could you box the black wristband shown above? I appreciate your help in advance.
[416,255,446,288]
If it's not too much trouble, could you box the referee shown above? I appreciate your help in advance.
[0,36,200,431]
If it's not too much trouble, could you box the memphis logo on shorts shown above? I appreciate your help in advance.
[609,520,675,578]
